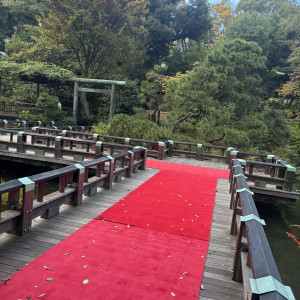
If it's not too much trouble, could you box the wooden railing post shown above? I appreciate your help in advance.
[95,141,103,158]
[17,131,26,153]
[18,177,35,235]
[283,165,296,192]
[55,136,63,158]
[107,157,115,189]
[3,119,8,129]
[229,150,238,169]
[196,144,202,160]
[92,134,99,150]
[226,147,235,165]
[265,154,275,174]
[167,140,173,157]
[157,142,165,160]
[22,121,27,131]
[72,164,85,206]
[126,151,134,178]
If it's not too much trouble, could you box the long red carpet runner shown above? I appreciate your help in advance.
[0,161,229,299]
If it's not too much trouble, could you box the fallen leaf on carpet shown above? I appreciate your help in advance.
[38,293,46,298]
[179,277,183,280]
[26,297,32,300]
[43,266,52,270]
[16,267,21,271]
[34,286,38,288]
[63,253,69,256]
[83,279,89,284]
[83,265,88,269]
[183,272,188,275]
[46,278,53,281]
[168,255,171,259]
[127,225,130,228]
[82,255,85,258]
[171,292,176,296]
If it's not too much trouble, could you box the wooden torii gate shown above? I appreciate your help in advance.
[69,78,127,122]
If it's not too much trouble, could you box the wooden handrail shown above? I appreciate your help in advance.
[0,147,147,235]
[230,159,294,299]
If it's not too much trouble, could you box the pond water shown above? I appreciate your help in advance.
[256,200,300,299]
[0,160,58,211]
[0,161,299,297]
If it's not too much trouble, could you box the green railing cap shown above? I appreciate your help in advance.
[267,154,275,159]
[230,150,239,155]
[168,140,174,144]
[197,144,202,148]
[227,147,235,151]
[3,120,8,124]
[18,131,24,136]
[19,177,35,192]
[158,142,165,146]
[134,146,147,150]
[62,130,67,135]
[96,141,103,146]
[286,165,296,173]
[237,188,254,195]
[55,136,62,141]
[93,134,98,138]
[74,163,85,174]
[125,138,130,143]
[250,276,295,300]
[107,155,114,160]
[240,214,265,225]
[236,159,246,166]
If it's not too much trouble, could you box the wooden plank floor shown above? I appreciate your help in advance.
[0,158,243,299]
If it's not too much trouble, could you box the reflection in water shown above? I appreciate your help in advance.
[256,200,300,299]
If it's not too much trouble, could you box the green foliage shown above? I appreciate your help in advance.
[0,60,75,82]
[36,93,66,121]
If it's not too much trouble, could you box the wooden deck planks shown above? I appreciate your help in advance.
[0,158,243,299]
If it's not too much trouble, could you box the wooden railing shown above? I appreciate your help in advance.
[0,120,54,130]
[229,159,295,300]
[0,147,147,236]
[0,130,136,161]
[0,103,44,116]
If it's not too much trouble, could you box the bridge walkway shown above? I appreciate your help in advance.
[0,158,243,299]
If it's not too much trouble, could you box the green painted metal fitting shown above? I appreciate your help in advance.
[22,121,27,125]
[128,150,133,154]
[168,140,174,144]
[93,134,98,138]
[250,276,295,300]
[19,177,35,192]
[62,130,67,135]
[230,150,238,155]
[125,138,130,143]
[197,144,202,148]
[107,155,114,160]
[55,136,62,141]
[96,141,103,147]
[286,165,296,172]
[18,131,24,136]
[267,154,275,159]
[37,121,42,126]
[237,188,254,195]
[158,142,165,147]
[74,163,85,174]
[81,126,84,130]
[134,146,146,150]
[68,126,72,130]
[32,127,37,131]
[227,147,235,151]
[53,126,58,129]
[240,214,265,225]
[234,174,247,179]
[236,159,246,166]
[3,120,8,125]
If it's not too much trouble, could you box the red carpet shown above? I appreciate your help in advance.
[100,162,229,241]
[0,221,208,300]
[0,161,229,299]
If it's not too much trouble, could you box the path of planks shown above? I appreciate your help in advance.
[0,157,243,299]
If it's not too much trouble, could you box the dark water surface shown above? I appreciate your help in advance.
[0,160,59,211]
[256,200,300,299]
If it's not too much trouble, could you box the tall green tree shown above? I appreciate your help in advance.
[0,2,14,52]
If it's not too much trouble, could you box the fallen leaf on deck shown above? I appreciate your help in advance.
[168,255,171,259]
[179,277,183,280]
[63,253,69,256]
[127,225,130,228]
[171,292,176,296]
[183,272,188,275]
[201,285,205,290]
[83,265,88,269]
[43,266,52,270]
[46,278,53,281]
[38,293,46,298]
[83,279,89,284]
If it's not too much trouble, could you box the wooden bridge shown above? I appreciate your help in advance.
[0,126,298,299]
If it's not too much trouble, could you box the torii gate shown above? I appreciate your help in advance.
[69,78,127,122]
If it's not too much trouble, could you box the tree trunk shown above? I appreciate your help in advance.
[80,91,90,118]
